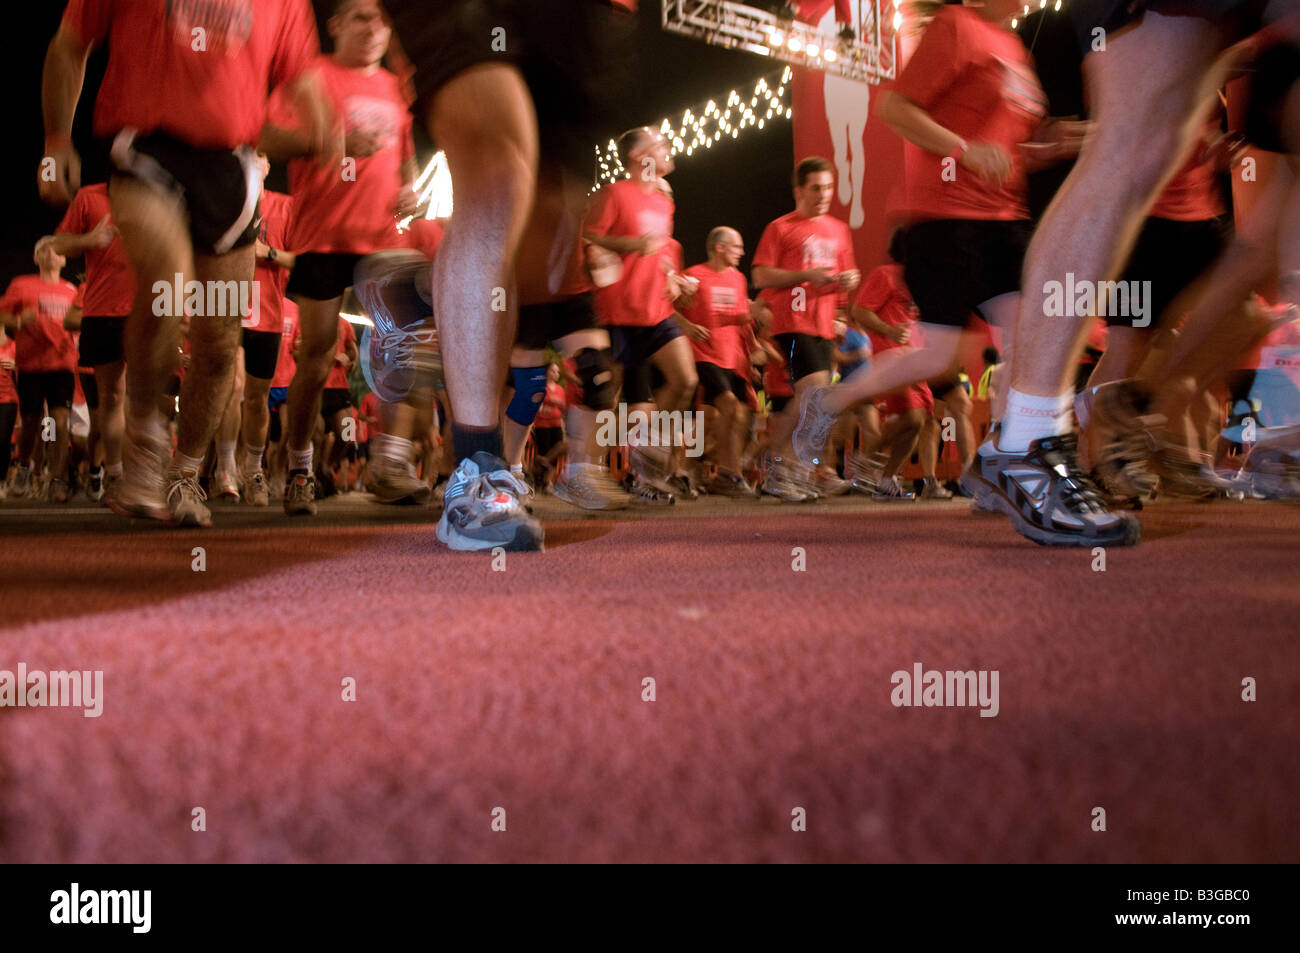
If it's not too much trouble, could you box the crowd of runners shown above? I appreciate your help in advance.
[1,0,1297,553]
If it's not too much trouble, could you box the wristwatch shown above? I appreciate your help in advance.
[267,247,278,263]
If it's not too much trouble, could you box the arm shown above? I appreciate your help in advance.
[50,215,118,257]
[879,90,1011,188]
[63,305,84,332]
[255,241,296,272]
[584,231,661,256]
[851,303,908,344]
[40,23,93,205]
[752,265,836,290]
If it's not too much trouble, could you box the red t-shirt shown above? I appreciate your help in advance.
[65,0,319,150]
[243,189,295,333]
[0,334,17,404]
[317,317,356,390]
[534,381,567,429]
[753,211,856,339]
[405,218,446,259]
[584,179,676,327]
[1150,122,1226,222]
[892,5,1046,223]
[272,299,299,388]
[0,276,80,373]
[855,265,923,354]
[279,56,414,254]
[680,263,751,372]
[358,390,382,442]
[56,184,135,317]
[762,344,794,399]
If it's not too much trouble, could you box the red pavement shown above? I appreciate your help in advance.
[0,499,1296,862]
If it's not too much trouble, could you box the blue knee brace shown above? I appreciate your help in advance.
[505,365,548,426]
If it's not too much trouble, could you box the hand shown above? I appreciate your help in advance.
[803,267,836,288]
[836,269,861,294]
[887,325,910,345]
[85,215,118,249]
[254,240,272,261]
[39,141,81,206]
[394,189,426,220]
[684,321,710,343]
[345,128,385,158]
[1,358,15,371]
[18,309,39,328]
[292,71,342,167]
[959,141,1013,188]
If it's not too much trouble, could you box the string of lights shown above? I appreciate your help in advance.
[1011,0,1064,30]
[594,65,795,188]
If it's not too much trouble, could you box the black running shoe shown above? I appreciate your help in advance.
[960,431,1141,547]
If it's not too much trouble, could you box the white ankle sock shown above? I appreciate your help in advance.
[375,433,412,464]
[105,461,124,478]
[173,451,205,476]
[288,446,313,473]
[243,446,264,475]
[217,441,237,473]
[998,388,1074,452]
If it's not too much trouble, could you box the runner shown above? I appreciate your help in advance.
[0,240,79,502]
[40,0,333,526]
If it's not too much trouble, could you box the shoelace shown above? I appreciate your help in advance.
[1036,436,1110,512]
[375,324,437,366]
[167,472,208,505]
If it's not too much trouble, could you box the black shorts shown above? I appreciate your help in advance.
[1117,215,1229,327]
[242,329,282,381]
[1244,37,1300,155]
[773,332,834,383]
[384,0,636,177]
[78,315,127,367]
[79,372,99,411]
[516,294,600,350]
[696,362,747,404]
[928,375,963,402]
[903,219,1033,328]
[108,130,261,255]
[17,370,75,415]
[769,394,792,413]
[533,424,564,459]
[609,318,682,405]
[1069,0,1269,51]
[321,387,353,422]
[288,253,365,302]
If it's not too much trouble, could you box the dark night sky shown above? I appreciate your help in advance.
[0,3,795,291]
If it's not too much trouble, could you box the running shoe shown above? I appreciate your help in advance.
[920,477,953,500]
[812,468,851,497]
[1089,379,1159,499]
[552,462,631,510]
[668,472,700,500]
[87,465,105,502]
[48,477,72,504]
[873,475,916,501]
[629,476,676,505]
[1230,424,1300,500]
[212,465,241,502]
[791,384,837,466]
[10,464,31,500]
[760,457,812,502]
[959,431,1141,547]
[705,470,756,498]
[284,470,318,516]
[107,420,171,521]
[243,470,270,507]
[354,250,437,403]
[845,450,885,495]
[165,468,213,528]
[436,453,544,551]
[368,456,433,505]
[629,444,678,496]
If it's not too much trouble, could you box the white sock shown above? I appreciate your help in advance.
[105,461,124,478]
[243,446,264,475]
[374,433,412,464]
[510,463,525,476]
[998,388,1074,452]
[289,446,313,473]
[217,441,237,474]
[173,451,205,476]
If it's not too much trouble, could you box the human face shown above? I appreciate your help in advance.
[795,170,834,217]
[716,231,744,268]
[330,0,391,69]
[633,130,675,180]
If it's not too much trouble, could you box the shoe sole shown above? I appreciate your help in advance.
[959,471,1141,547]
[435,514,544,551]
[371,487,433,505]
[106,497,170,521]
[551,482,628,511]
